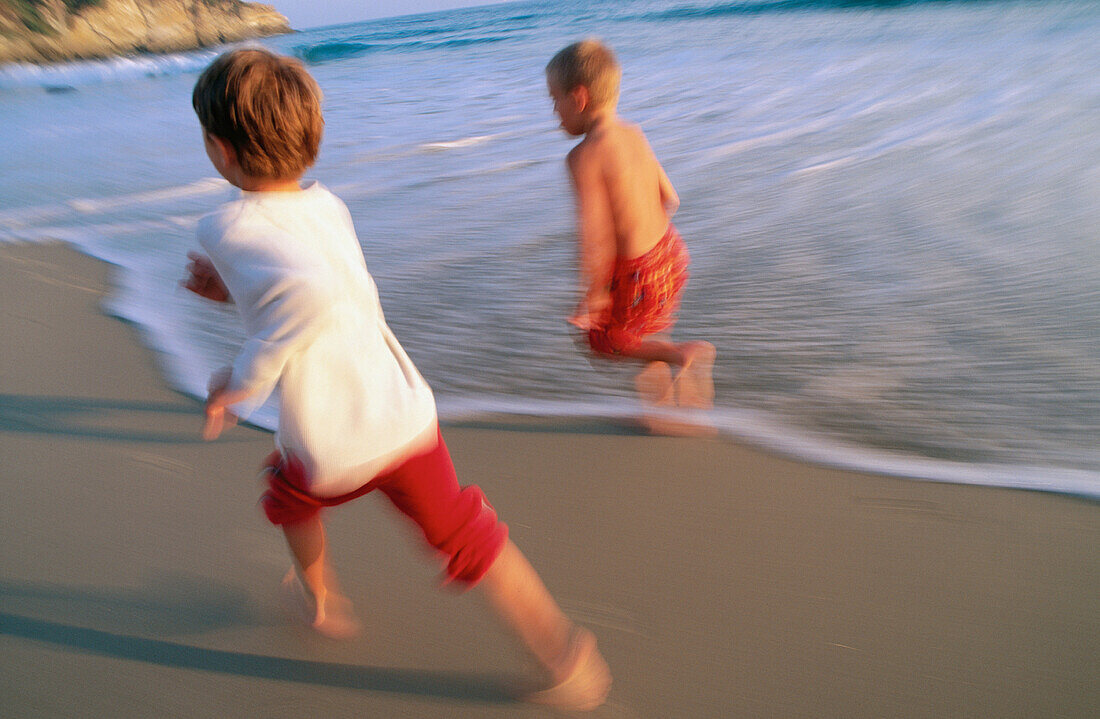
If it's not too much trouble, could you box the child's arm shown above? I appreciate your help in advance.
[201,264,325,437]
[202,366,253,440]
[566,146,616,328]
[183,251,232,303]
[657,163,679,218]
[216,268,328,423]
[198,228,330,423]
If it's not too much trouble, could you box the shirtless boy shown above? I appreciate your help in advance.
[547,39,715,409]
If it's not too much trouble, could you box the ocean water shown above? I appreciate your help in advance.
[1,0,1098,497]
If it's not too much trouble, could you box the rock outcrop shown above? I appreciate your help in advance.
[0,0,291,64]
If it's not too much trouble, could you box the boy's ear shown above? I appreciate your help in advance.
[206,132,238,169]
[570,85,590,113]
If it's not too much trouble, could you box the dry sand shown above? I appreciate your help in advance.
[1,243,1097,718]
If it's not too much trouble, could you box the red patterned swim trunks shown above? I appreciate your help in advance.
[588,224,690,356]
[259,428,508,587]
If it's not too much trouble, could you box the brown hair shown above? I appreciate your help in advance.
[546,39,621,109]
[192,48,323,180]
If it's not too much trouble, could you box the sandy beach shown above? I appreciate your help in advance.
[1,242,1096,718]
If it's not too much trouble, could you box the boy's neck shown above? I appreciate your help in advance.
[583,108,616,136]
[238,176,305,193]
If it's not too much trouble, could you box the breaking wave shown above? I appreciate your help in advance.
[0,50,219,91]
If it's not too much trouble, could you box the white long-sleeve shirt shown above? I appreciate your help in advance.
[198,181,437,496]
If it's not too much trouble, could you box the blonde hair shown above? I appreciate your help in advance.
[546,39,621,109]
[192,48,323,180]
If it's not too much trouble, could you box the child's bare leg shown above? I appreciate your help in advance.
[480,541,572,672]
[479,540,611,710]
[619,336,688,366]
[620,338,716,408]
[636,361,689,435]
[635,360,674,406]
[281,515,360,638]
[620,337,711,369]
[282,514,329,602]
[675,341,716,409]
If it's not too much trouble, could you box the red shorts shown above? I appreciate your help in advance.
[588,224,690,356]
[259,429,508,586]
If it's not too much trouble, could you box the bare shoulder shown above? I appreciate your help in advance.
[623,121,658,156]
[566,137,600,174]
[621,119,645,137]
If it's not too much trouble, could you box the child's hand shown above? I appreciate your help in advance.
[203,367,248,440]
[184,252,232,303]
[568,293,609,330]
[568,311,598,331]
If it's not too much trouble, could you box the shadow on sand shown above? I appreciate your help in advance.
[0,575,515,704]
[0,393,256,444]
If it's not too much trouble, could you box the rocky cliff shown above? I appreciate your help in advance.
[0,0,291,64]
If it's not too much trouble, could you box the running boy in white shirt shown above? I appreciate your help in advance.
[184,48,609,711]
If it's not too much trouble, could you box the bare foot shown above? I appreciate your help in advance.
[525,627,611,711]
[636,361,675,406]
[676,341,716,409]
[280,568,362,640]
[635,361,679,434]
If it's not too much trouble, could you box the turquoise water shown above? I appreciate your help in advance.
[1,0,1098,496]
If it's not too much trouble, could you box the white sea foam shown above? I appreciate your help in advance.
[0,51,218,91]
[420,134,499,151]
[436,398,1100,499]
[0,179,226,240]
[66,178,227,213]
[345,133,509,165]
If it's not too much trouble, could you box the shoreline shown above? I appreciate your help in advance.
[69,231,1100,501]
[1,242,1097,718]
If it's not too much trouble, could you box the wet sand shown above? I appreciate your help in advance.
[1,243,1096,718]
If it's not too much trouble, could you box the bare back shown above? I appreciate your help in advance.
[574,120,676,260]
